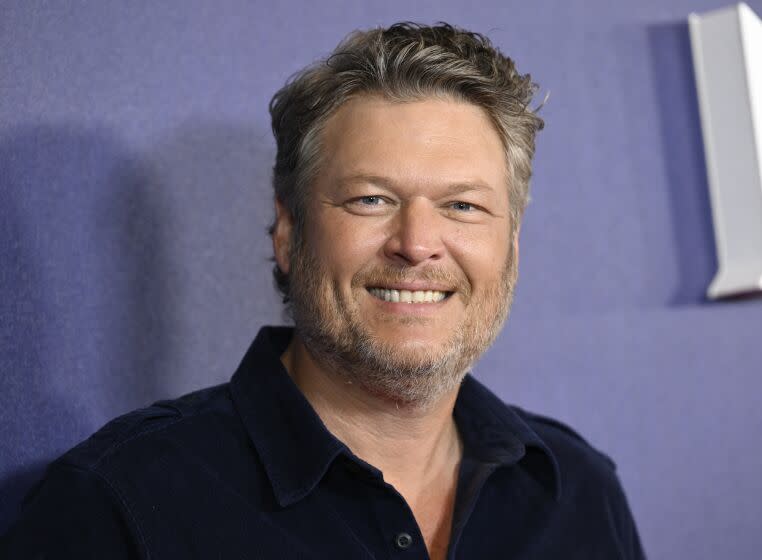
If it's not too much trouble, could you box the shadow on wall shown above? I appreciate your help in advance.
[0,124,175,532]
[0,161,79,532]
[647,22,717,306]
[0,119,276,533]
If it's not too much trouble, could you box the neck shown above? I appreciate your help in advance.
[281,333,463,493]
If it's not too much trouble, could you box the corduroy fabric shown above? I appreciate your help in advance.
[0,326,644,559]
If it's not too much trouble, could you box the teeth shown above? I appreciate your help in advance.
[368,288,449,303]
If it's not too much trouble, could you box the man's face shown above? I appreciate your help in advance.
[277,95,519,405]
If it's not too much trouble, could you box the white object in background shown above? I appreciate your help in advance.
[689,2,762,299]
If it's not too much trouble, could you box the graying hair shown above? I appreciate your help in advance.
[269,22,544,303]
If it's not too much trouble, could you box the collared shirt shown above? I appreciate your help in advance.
[1,326,645,559]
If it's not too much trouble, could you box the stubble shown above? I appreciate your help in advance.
[288,240,518,408]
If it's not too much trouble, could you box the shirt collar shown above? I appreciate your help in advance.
[230,326,346,507]
[454,374,562,501]
[230,326,561,507]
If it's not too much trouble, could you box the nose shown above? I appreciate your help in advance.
[382,197,445,266]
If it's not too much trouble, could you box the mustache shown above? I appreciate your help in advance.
[352,265,472,298]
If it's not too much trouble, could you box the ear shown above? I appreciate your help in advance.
[272,198,293,275]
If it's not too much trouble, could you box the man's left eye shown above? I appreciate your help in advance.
[359,196,384,205]
[451,201,475,211]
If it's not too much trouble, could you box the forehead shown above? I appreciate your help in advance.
[316,95,508,194]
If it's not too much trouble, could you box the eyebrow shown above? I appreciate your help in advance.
[441,181,495,196]
[335,173,496,196]
[335,174,394,190]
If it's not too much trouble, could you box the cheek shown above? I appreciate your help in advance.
[307,210,387,280]
[445,224,510,287]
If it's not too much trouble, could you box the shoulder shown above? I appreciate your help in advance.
[2,385,236,554]
[460,376,617,477]
[510,406,633,512]
[511,405,621,494]
[513,406,617,472]
[56,382,237,477]
[511,407,645,557]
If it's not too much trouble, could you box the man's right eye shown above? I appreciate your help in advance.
[343,195,393,215]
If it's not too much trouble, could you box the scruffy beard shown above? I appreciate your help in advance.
[288,239,518,409]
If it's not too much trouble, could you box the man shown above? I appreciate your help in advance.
[1,23,645,559]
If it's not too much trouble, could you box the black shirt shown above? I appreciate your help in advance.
[1,326,645,559]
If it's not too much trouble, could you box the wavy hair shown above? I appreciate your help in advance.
[269,22,544,303]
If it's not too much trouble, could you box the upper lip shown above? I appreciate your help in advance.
[366,283,454,292]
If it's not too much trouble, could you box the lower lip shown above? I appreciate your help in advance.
[365,291,453,316]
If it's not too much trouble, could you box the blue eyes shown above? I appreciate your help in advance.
[358,196,384,205]
[352,197,476,212]
[451,201,474,212]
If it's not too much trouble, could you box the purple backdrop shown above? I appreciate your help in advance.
[2,1,761,557]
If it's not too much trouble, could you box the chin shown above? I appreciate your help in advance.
[373,326,452,351]
[365,330,460,366]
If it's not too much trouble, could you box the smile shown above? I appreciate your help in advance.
[367,287,451,303]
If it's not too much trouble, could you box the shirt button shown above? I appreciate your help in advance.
[395,532,413,550]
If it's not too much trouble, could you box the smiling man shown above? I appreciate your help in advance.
[1,23,645,559]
